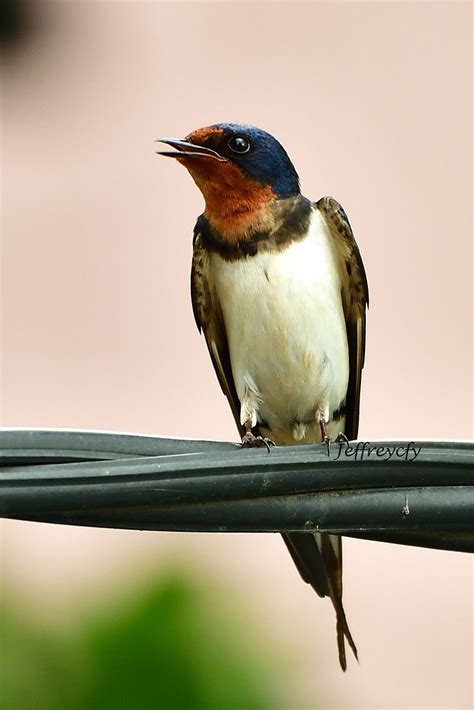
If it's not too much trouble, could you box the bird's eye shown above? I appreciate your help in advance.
[228,135,251,154]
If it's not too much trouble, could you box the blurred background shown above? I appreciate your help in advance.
[1,1,472,708]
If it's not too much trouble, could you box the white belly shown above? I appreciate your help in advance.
[210,209,349,443]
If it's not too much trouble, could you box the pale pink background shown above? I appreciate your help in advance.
[1,1,473,708]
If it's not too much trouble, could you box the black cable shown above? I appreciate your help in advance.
[1,429,472,553]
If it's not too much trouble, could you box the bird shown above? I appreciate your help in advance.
[157,123,369,671]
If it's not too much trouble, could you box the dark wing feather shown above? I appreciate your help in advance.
[316,196,369,440]
[191,227,244,436]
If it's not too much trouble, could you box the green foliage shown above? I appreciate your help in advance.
[0,573,279,710]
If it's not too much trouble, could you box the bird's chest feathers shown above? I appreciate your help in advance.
[210,211,349,428]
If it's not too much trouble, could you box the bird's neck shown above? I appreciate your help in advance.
[187,160,297,242]
[205,201,274,242]
[199,180,275,242]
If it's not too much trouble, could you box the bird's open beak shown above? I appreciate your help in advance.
[156,138,228,162]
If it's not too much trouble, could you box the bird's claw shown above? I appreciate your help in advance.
[240,432,275,452]
[322,432,349,457]
[323,435,331,457]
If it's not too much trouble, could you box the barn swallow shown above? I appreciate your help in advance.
[157,123,369,671]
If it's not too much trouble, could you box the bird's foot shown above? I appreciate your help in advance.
[322,435,331,457]
[321,433,349,457]
[240,431,275,452]
[322,431,349,457]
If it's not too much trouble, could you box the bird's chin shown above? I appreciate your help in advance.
[180,158,222,192]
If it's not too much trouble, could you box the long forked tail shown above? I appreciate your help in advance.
[282,531,358,671]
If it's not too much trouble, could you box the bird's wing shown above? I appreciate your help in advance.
[316,196,369,440]
[283,198,368,671]
[191,227,244,437]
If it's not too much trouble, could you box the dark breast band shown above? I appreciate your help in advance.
[194,195,313,261]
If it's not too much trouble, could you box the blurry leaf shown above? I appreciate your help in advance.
[0,572,281,710]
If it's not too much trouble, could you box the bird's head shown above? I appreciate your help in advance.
[157,123,301,240]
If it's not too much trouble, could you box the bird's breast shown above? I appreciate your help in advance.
[210,208,349,439]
